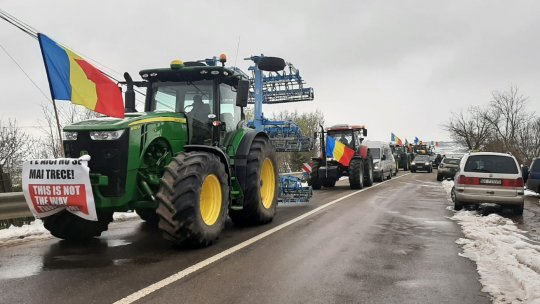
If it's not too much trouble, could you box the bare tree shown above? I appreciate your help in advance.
[443,106,491,150]
[483,86,533,157]
[0,119,35,188]
[38,103,99,158]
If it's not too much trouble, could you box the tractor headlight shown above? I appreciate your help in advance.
[90,130,125,140]
[64,131,78,141]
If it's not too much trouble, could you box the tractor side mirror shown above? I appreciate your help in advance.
[363,129,368,137]
[236,80,249,107]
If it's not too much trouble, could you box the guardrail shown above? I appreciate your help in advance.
[0,192,32,220]
[0,171,305,221]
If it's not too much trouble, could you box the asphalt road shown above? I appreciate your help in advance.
[0,171,490,304]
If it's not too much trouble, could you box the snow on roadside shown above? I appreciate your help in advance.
[0,212,141,247]
[441,179,540,303]
[525,189,540,197]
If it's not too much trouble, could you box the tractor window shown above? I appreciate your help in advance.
[219,84,241,133]
[328,131,354,148]
[150,81,214,114]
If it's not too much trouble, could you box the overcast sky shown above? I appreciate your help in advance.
[1,0,540,143]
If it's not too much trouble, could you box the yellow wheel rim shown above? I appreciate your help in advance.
[200,174,222,226]
[260,158,276,209]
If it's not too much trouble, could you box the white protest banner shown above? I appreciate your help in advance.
[22,155,97,221]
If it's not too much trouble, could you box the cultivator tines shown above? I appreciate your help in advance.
[277,175,312,205]
[247,63,314,104]
[270,137,313,152]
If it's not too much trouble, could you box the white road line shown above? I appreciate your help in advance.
[113,173,411,304]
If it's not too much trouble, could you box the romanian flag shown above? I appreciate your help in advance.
[38,33,124,118]
[326,136,355,166]
[391,133,403,145]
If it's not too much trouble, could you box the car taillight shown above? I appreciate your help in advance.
[502,178,524,188]
[457,175,480,185]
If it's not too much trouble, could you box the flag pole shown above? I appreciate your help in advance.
[51,99,64,157]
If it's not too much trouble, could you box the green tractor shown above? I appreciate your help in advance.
[46,57,278,246]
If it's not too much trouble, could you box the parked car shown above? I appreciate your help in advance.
[453,152,524,214]
[366,141,395,182]
[410,154,433,173]
[526,157,540,194]
[437,157,461,181]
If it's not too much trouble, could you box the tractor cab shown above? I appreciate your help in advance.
[326,124,367,153]
[130,57,250,147]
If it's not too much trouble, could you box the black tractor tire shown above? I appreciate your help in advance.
[229,137,278,226]
[437,174,443,181]
[257,56,286,72]
[349,158,365,189]
[309,161,322,190]
[322,179,336,188]
[364,157,374,187]
[43,210,113,241]
[156,152,229,247]
[136,209,160,225]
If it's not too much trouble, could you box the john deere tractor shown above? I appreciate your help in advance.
[45,56,279,246]
[309,124,374,190]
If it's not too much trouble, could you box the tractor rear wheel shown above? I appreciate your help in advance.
[349,158,364,189]
[229,137,278,226]
[156,152,229,247]
[43,210,113,241]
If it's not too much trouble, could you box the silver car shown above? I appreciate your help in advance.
[453,152,525,214]
[437,157,461,181]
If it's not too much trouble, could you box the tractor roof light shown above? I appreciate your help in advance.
[170,59,184,69]
[219,53,227,65]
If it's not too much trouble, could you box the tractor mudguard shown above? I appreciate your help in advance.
[184,145,231,180]
[359,145,369,159]
[235,131,269,191]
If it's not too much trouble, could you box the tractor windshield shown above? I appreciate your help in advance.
[328,131,354,149]
[150,80,215,144]
[150,80,214,114]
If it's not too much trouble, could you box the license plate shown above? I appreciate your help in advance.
[480,178,502,185]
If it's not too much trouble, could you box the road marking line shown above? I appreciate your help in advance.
[113,173,411,304]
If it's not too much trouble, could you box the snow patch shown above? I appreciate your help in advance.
[441,180,454,196]
[0,212,141,246]
[525,189,540,197]
[451,210,540,303]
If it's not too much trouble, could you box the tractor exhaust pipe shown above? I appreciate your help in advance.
[124,72,136,113]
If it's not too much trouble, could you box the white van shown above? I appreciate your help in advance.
[366,141,396,182]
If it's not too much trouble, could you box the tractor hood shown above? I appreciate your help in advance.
[64,112,188,131]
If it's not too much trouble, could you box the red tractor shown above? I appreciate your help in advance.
[309,124,374,189]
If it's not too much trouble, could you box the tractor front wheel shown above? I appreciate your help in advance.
[156,152,229,247]
[349,158,365,189]
[43,210,113,241]
[309,161,322,190]
[229,136,278,226]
